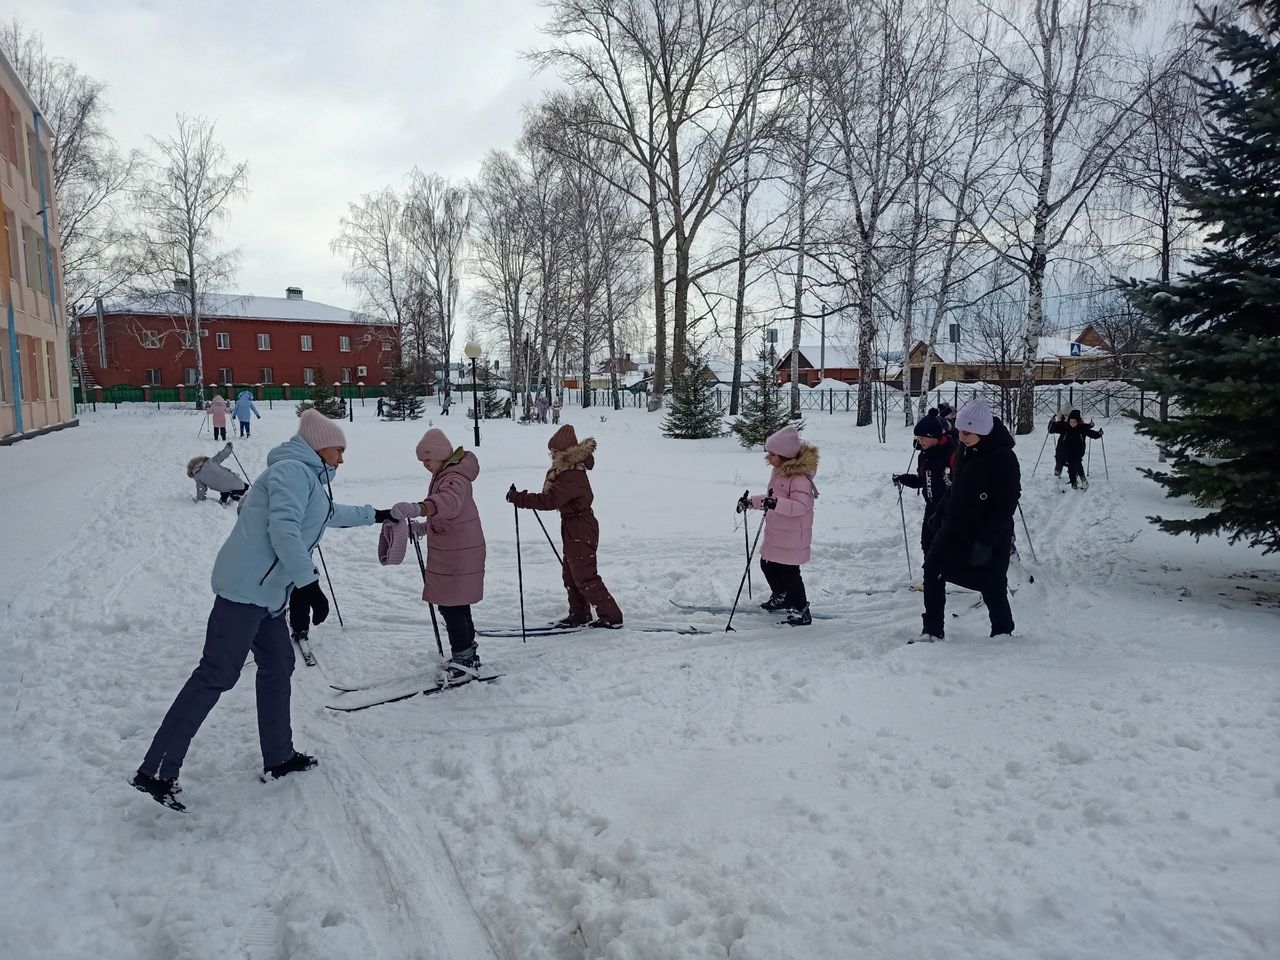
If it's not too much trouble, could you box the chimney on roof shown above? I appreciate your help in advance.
[624,352,631,362]
[174,277,191,294]
[286,286,303,300]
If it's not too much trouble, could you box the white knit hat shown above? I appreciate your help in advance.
[955,398,994,436]
[297,408,347,451]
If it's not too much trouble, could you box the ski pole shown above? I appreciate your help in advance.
[1100,433,1110,480]
[741,489,752,599]
[1016,505,1038,564]
[531,507,565,567]
[726,488,771,633]
[197,411,208,437]
[511,487,527,644]
[408,524,445,657]
[230,448,250,483]
[1031,428,1050,477]
[897,484,913,580]
[315,544,345,628]
[1087,436,1093,476]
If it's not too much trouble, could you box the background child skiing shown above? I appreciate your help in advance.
[737,425,819,626]
[1049,410,1103,489]
[507,424,624,628]
[233,390,261,437]
[187,442,248,503]
[208,394,230,441]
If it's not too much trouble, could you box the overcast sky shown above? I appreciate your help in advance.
[18,0,553,310]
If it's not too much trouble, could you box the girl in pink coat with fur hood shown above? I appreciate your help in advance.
[378,428,486,679]
[737,425,819,626]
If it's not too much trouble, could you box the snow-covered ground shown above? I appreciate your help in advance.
[2,402,1277,960]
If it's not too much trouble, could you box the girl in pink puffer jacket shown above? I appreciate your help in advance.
[739,425,819,626]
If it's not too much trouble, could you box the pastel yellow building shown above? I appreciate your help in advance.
[1,46,73,441]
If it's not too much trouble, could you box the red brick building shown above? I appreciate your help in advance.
[76,286,397,389]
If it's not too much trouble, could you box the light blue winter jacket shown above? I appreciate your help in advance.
[210,435,374,615]
[233,391,260,422]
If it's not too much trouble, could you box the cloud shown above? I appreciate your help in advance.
[20,0,555,307]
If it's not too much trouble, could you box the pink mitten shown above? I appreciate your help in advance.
[390,501,422,521]
[750,495,764,510]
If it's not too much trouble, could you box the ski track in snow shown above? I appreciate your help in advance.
[1,406,1278,959]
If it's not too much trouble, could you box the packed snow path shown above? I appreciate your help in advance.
[1,405,1277,959]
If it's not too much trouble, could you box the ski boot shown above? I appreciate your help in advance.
[589,618,623,629]
[784,605,812,626]
[262,752,318,782]
[908,632,943,644]
[131,771,185,811]
[760,594,789,613]
[444,650,482,684]
[552,615,592,629]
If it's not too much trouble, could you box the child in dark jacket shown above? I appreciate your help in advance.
[1048,410,1103,490]
[893,411,953,553]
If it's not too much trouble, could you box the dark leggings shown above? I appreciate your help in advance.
[760,559,807,609]
[437,605,477,660]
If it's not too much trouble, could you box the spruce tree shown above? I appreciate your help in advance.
[383,363,423,420]
[1122,0,1280,553]
[731,345,802,447]
[295,367,346,418]
[662,346,724,439]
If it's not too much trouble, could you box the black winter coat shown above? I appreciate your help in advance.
[1049,419,1102,460]
[936,417,1021,552]
[899,435,953,507]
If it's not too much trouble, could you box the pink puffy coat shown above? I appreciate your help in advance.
[412,450,486,606]
[751,444,819,566]
[208,396,230,428]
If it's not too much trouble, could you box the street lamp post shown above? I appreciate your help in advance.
[464,341,482,447]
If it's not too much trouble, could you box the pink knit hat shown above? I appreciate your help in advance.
[764,425,802,458]
[297,409,347,451]
[415,428,453,462]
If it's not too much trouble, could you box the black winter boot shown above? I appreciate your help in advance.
[589,618,623,629]
[553,615,592,628]
[760,594,788,612]
[445,650,481,683]
[132,771,185,811]
[784,606,812,626]
[262,752,318,781]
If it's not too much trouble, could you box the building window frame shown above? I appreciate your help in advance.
[145,368,162,386]
[300,334,313,352]
[218,367,234,384]
[215,332,231,350]
[259,367,273,384]
[341,368,352,384]
[339,335,351,352]
[142,331,161,349]
[302,367,316,385]
[257,333,271,351]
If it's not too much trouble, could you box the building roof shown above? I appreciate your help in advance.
[917,335,1103,365]
[775,344,860,369]
[86,292,378,326]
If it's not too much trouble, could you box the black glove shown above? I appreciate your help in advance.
[225,441,233,450]
[892,474,907,488]
[506,485,519,504]
[1096,428,1103,436]
[762,496,778,511]
[374,508,393,523]
[295,580,329,625]
[967,541,993,567]
[736,492,751,514]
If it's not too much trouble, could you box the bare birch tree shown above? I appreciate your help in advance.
[127,115,247,394]
[402,171,471,387]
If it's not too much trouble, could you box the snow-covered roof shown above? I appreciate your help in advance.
[776,345,860,369]
[87,293,376,326]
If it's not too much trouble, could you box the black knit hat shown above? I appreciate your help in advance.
[1068,409,1082,421]
[913,413,945,439]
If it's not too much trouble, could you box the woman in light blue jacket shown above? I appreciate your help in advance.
[233,390,261,437]
[133,410,399,810]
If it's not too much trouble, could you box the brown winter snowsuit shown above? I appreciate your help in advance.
[508,426,623,625]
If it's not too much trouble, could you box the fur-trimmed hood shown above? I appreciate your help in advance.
[552,437,597,472]
[773,443,819,477]
[187,455,209,478]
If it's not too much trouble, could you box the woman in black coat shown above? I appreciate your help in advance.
[918,397,1020,642]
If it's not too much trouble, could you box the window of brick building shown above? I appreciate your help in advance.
[145,368,162,386]
[341,368,352,383]
[300,334,313,352]
[339,336,351,352]
[218,368,234,383]
[257,333,271,350]
[216,332,231,349]
[142,331,161,349]
[184,368,198,385]
[303,368,316,385]
[44,341,58,399]
[259,368,273,384]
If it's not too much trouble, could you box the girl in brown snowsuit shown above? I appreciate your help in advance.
[506,424,624,628]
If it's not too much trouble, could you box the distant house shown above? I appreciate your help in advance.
[773,345,876,387]
[599,352,642,375]
[903,332,1109,391]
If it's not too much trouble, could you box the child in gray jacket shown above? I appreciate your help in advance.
[187,443,249,503]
